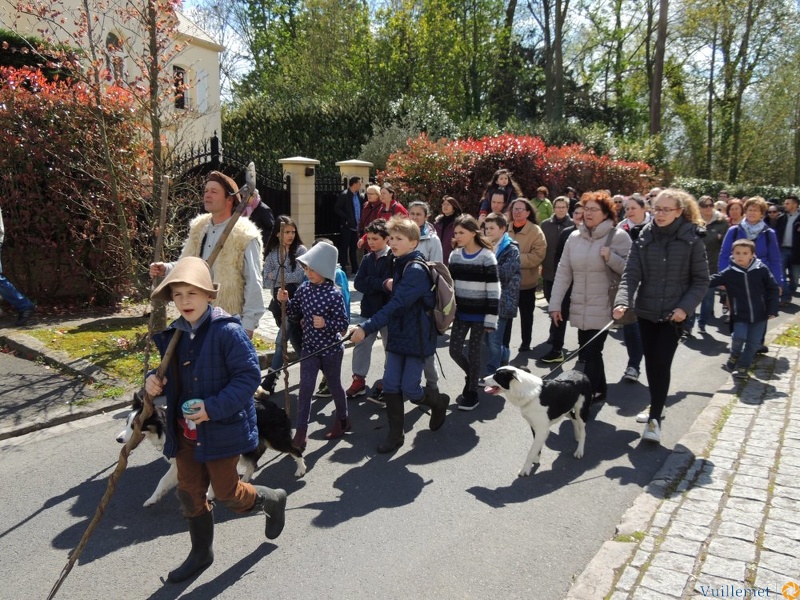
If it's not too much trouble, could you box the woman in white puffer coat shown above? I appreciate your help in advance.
[549,191,632,406]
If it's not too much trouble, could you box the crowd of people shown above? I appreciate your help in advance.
[139,171,798,581]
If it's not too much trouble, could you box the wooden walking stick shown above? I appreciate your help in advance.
[279,222,291,416]
[47,165,258,600]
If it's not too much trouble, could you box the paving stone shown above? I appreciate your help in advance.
[725,497,766,514]
[640,535,656,553]
[770,496,800,511]
[757,550,799,578]
[772,472,800,489]
[667,520,710,543]
[728,483,769,502]
[706,456,736,471]
[710,447,741,461]
[616,565,640,592]
[637,566,687,598]
[673,505,716,527]
[633,585,679,600]
[693,470,730,490]
[761,533,800,557]
[706,536,756,562]
[715,521,757,542]
[738,454,775,468]
[650,551,697,573]
[735,463,773,478]
[763,518,800,542]
[773,484,800,502]
[685,487,725,504]
[782,454,800,468]
[700,554,748,581]
[630,549,650,569]
[754,566,793,595]
[658,536,703,558]
[768,507,800,525]
[776,463,800,478]
[651,511,672,529]
[720,508,764,529]
[609,591,629,600]
[731,474,771,490]
[743,445,779,459]
[694,575,747,597]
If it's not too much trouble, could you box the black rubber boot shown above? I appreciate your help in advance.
[167,511,214,583]
[261,372,277,395]
[421,387,449,431]
[377,392,405,453]
[252,486,287,540]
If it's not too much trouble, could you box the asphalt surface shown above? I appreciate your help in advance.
[0,297,797,599]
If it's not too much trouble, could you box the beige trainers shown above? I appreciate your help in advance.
[636,406,650,423]
[642,419,661,443]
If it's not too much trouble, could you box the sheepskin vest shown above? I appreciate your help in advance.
[180,214,262,317]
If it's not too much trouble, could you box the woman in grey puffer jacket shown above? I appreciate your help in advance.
[614,189,709,444]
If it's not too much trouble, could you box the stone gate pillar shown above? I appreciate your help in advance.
[335,159,374,189]
[278,156,319,246]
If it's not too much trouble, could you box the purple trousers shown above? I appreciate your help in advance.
[297,349,347,430]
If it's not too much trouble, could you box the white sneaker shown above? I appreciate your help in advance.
[623,366,639,382]
[636,407,650,423]
[642,419,661,443]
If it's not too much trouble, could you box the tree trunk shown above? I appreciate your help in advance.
[649,0,668,136]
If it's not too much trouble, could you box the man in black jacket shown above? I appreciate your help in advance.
[335,176,363,274]
[774,195,800,305]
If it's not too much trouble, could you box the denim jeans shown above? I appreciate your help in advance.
[698,287,717,326]
[484,317,510,375]
[622,321,643,370]
[731,320,768,369]
[383,351,424,402]
[0,274,35,313]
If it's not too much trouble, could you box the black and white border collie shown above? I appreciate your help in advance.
[116,390,306,507]
[479,366,591,477]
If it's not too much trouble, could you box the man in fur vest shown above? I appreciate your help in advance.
[150,171,265,338]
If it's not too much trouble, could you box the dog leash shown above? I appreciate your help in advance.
[541,319,616,380]
[260,330,353,378]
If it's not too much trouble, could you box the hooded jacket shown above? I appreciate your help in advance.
[155,306,261,462]
[709,258,779,323]
[616,218,709,322]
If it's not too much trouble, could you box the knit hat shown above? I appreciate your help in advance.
[297,242,338,282]
[151,257,219,302]
[206,171,240,207]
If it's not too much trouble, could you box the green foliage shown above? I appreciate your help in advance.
[0,28,74,78]
[669,177,800,201]
[383,133,651,216]
[223,94,378,168]
[0,67,148,303]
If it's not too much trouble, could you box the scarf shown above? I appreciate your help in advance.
[740,219,766,241]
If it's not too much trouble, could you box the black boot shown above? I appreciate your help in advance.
[420,387,449,431]
[377,392,405,453]
[167,511,214,583]
[252,486,287,540]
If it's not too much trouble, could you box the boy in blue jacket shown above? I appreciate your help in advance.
[347,219,392,400]
[145,257,287,583]
[350,217,448,453]
[709,239,779,380]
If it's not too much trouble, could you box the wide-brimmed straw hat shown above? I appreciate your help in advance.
[297,242,338,282]
[151,257,219,302]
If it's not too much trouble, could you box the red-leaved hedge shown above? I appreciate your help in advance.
[382,133,652,216]
[0,67,148,303]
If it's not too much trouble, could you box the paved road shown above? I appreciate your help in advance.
[0,305,796,599]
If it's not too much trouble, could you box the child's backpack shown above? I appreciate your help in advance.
[405,259,457,334]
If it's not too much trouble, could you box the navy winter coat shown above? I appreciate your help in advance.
[360,250,436,358]
[709,258,779,323]
[154,306,261,462]
[354,248,392,318]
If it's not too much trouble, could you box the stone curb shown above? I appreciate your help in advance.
[0,330,137,441]
[565,322,794,600]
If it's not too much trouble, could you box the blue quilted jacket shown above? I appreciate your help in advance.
[154,306,260,462]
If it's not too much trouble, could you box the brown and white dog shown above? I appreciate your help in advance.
[116,390,306,506]
[479,367,591,477]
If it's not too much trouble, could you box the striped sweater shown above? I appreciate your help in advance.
[448,246,500,329]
